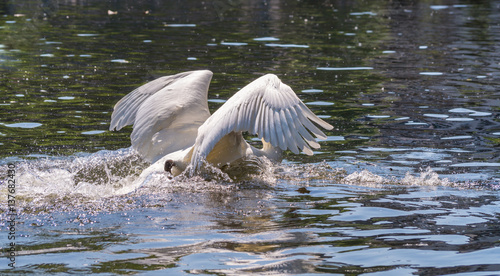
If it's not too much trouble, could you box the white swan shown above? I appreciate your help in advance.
[109,70,333,177]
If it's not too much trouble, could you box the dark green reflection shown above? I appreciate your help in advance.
[0,0,389,160]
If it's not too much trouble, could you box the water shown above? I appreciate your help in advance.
[1,0,499,275]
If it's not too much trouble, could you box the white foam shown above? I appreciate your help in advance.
[2,151,489,214]
[5,148,282,210]
[400,168,450,186]
[13,148,148,201]
[343,170,387,185]
[342,167,451,187]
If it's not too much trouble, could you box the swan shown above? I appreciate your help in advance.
[109,70,333,177]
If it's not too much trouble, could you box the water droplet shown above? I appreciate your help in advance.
[306,101,334,106]
[265,43,309,48]
[317,67,373,71]
[394,117,410,121]
[350,11,377,16]
[220,42,248,46]
[449,108,476,113]
[430,5,449,10]
[424,114,449,119]
[469,112,492,117]
[5,122,42,128]
[253,37,280,41]
[405,121,428,126]
[58,96,75,100]
[302,89,323,93]
[77,33,99,37]
[207,99,226,103]
[446,118,474,122]
[441,135,473,140]
[110,59,129,63]
[419,72,443,76]
[82,130,106,135]
[366,115,390,119]
[164,24,196,27]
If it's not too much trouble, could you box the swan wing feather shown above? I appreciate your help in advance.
[189,74,333,174]
[109,70,213,162]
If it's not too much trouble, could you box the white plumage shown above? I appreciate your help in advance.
[110,70,333,177]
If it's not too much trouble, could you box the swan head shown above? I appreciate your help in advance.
[157,147,193,177]
[164,159,175,173]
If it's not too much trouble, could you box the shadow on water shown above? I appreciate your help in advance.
[0,0,499,275]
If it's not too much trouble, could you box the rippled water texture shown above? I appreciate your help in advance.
[0,1,499,275]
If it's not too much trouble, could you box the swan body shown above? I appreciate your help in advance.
[110,70,333,177]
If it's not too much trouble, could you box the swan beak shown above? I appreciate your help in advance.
[164,159,175,173]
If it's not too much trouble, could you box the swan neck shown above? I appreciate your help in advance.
[261,139,282,161]
[168,147,193,176]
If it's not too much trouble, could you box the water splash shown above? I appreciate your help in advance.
[6,148,148,202]
[343,169,388,186]
[400,167,450,186]
[341,167,452,187]
[0,149,281,212]
[1,150,495,215]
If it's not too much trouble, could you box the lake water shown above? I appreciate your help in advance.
[1,0,499,275]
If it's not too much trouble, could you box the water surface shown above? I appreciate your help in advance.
[0,1,499,275]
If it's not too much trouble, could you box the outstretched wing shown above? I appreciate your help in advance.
[109,70,213,162]
[189,74,333,174]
